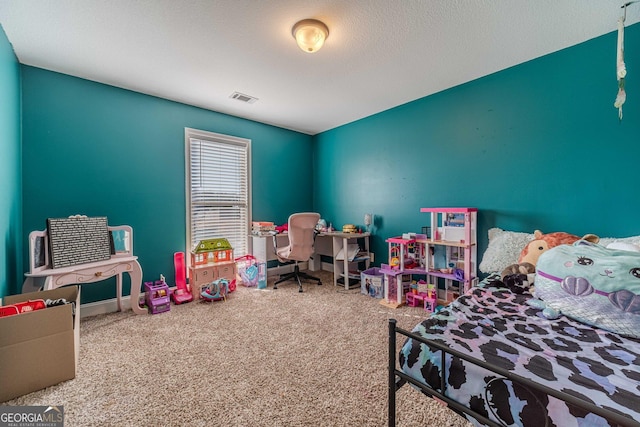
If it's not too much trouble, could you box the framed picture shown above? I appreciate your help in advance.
[47,216,111,269]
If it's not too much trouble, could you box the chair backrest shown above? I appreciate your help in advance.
[282,212,320,262]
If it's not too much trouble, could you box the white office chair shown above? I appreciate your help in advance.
[273,212,323,292]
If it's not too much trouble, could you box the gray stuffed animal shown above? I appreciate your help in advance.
[500,262,536,294]
[500,262,535,279]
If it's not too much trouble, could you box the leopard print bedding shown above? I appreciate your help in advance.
[399,276,640,427]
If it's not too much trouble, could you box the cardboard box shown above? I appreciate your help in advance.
[0,286,80,402]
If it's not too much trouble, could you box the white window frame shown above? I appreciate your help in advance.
[185,128,251,265]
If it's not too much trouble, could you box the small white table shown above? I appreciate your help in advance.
[22,225,146,315]
[324,232,371,289]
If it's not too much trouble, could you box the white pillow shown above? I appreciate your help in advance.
[605,241,640,252]
[479,228,535,274]
[599,235,640,248]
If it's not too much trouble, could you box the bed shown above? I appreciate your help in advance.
[388,229,640,427]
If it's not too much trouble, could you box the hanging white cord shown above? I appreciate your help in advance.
[612,2,640,119]
[614,8,626,120]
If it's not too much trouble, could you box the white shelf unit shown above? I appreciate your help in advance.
[419,207,478,303]
[330,232,372,290]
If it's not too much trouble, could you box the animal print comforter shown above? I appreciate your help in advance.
[399,277,640,427]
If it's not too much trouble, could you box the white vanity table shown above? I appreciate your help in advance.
[22,225,145,315]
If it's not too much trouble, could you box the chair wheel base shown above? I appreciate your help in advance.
[273,264,321,293]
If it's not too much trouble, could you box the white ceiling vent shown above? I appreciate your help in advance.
[230,92,258,104]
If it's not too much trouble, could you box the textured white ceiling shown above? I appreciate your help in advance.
[1,0,638,135]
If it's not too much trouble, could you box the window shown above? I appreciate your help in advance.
[185,128,251,260]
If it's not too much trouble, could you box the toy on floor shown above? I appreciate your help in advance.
[236,254,259,287]
[423,284,437,313]
[405,283,438,313]
[144,277,171,314]
[405,292,425,307]
[171,252,193,304]
[257,262,267,289]
[201,278,229,302]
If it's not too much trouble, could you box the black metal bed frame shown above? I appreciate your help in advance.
[388,318,640,427]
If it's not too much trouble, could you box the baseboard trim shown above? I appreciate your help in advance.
[81,286,174,318]
[81,261,333,318]
[266,262,304,277]
[81,297,132,318]
[320,261,333,272]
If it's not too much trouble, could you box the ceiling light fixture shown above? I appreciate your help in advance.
[292,19,329,53]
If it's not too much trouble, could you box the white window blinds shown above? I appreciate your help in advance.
[185,128,251,258]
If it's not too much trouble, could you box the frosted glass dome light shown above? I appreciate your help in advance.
[292,19,329,53]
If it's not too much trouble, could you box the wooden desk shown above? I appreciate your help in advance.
[22,225,145,315]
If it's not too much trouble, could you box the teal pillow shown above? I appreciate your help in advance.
[535,241,640,338]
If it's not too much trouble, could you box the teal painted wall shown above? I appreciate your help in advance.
[21,67,313,302]
[314,24,640,265]
[13,23,640,302]
[0,25,22,299]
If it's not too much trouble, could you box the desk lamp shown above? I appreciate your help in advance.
[364,213,373,233]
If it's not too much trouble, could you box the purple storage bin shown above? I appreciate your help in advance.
[361,267,384,298]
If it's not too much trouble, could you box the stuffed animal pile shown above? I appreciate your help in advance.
[499,230,599,294]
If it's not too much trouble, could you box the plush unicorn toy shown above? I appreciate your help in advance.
[530,240,640,339]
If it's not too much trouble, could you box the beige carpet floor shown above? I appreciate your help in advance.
[3,270,472,427]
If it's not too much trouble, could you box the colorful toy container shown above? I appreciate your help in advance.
[236,255,258,287]
[361,267,384,298]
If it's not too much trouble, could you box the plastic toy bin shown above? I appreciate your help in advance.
[361,267,384,298]
[236,255,258,287]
